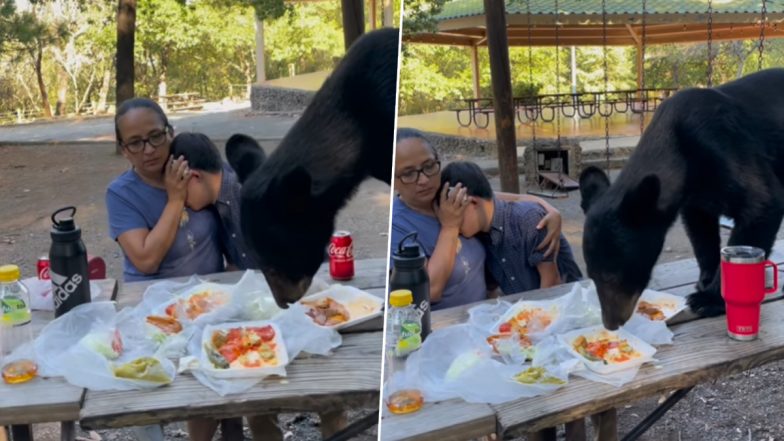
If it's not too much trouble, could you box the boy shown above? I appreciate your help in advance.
[170,132,260,271]
[440,161,582,294]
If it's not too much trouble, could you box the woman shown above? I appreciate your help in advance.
[106,98,224,281]
[390,128,562,310]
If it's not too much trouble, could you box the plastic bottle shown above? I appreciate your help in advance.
[384,289,424,415]
[389,232,431,339]
[0,264,38,384]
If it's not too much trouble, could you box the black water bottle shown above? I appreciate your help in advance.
[389,232,431,339]
[49,206,91,317]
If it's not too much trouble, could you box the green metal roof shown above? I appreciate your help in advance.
[438,0,784,21]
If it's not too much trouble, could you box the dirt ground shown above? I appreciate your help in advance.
[0,141,387,441]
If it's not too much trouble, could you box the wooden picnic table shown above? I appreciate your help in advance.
[379,241,784,441]
[0,279,119,440]
[78,258,386,431]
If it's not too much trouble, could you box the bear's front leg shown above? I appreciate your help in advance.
[682,206,723,317]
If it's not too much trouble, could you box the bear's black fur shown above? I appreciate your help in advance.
[227,28,398,307]
[580,68,784,330]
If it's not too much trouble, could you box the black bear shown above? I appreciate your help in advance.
[227,28,398,307]
[580,68,784,330]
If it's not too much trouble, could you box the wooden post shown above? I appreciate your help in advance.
[483,0,519,193]
[470,44,481,99]
[255,18,266,83]
[382,0,393,27]
[341,0,365,50]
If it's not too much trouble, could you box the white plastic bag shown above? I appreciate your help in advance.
[34,301,175,390]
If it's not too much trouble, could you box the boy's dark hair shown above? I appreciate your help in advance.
[440,161,494,200]
[170,132,222,173]
[114,97,171,144]
[397,127,438,160]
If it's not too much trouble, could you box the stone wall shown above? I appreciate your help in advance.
[416,131,497,157]
[251,84,315,112]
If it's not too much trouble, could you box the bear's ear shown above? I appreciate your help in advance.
[274,166,312,216]
[579,166,610,213]
[619,174,661,225]
[226,134,267,184]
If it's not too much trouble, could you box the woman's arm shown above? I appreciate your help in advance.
[427,183,468,302]
[496,191,562,257]
[537,261,561,289]
[117,156,190,274]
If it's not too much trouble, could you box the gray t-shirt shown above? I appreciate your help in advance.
[390,197,487,310]
[106,170,224,282]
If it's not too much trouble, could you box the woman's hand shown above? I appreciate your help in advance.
[536,206,562,258]
[434,182,468,230]
[164,155,190,204]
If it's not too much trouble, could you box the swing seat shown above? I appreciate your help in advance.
[539,172,580,191]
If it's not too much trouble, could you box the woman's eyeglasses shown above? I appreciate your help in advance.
[397,160,441,184]
[122,129,169,153]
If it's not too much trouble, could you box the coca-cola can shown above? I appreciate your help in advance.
[329,231,354,280]
[37,256,50,280]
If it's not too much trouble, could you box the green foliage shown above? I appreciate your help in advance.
[399,38,784,115]
[403,0,446,34]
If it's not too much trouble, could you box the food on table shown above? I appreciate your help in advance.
[301,297,350,326]
[165,290,229,321]
[204,325,280,369]
[636,300,666,321]
[445,351,483,381]
[487,307,553,356]
[146,315,183,335]
[2,359,38,384]
[80,329,124,360]
[512,367,565,385]
[386,389,424,415]
[572,331,642,365]
[113,357,172,383]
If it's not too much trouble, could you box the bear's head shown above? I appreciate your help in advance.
[227,134,333,308]
[580,166,668,330]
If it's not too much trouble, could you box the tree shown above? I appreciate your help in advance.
[116,0,136,109]
[402,0,445,34]
[8,4,69,118]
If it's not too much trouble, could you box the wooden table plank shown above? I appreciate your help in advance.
[379,399,496,441]
[79,331,381,429]
[493,299,784,437]
[0,279,117,426]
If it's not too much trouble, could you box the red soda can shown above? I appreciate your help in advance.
[328,231,354,280]
[37,256,50,280]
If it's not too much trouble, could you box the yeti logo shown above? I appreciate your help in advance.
[51,271,83,309]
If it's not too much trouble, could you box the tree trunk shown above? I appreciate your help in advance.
[254,18,266,83]
[116,0,136,109]
[382,0,393,27]
[34,45,53,118]
[483,0,518,193]
[340,0,364,50]
[55,68,68,116]
[97,64,112,114]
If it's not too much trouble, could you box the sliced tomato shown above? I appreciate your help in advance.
[256,326,276,342]
[112,329,123,355]
[165,303,178,318]
[498,322,512,334]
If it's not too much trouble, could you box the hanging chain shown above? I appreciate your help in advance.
[706,0,714,87]
[602,0,610,176]
[554,0,561,150]
[640,0,646,136]
[526,0,536,149]
[759,0,767,71]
